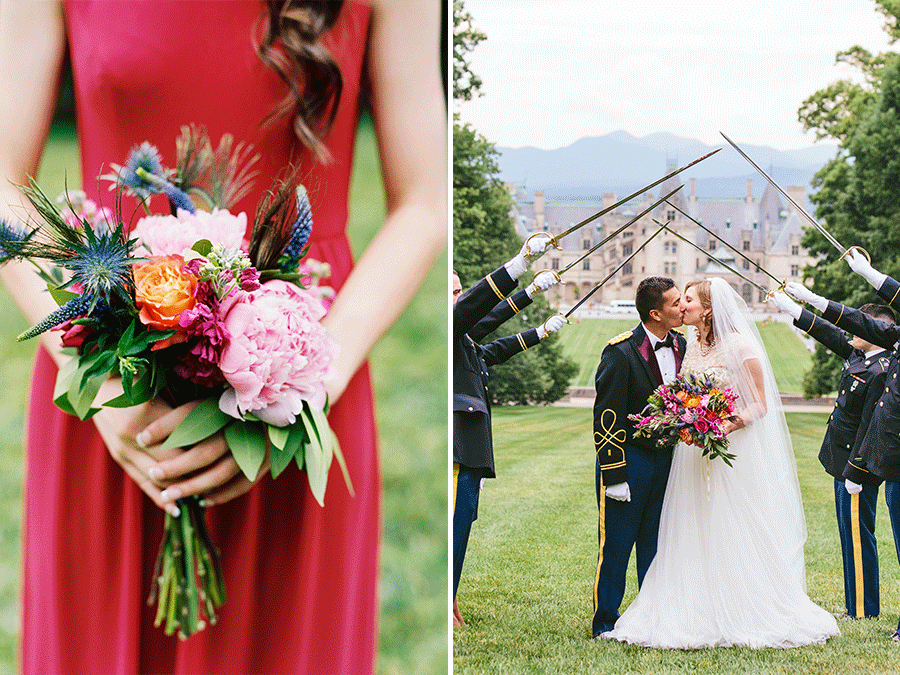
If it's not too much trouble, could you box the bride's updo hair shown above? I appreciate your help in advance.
[257,1,344,162]
[685,279,715,346]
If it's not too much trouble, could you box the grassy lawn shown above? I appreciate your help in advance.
[557,319,812,394]
[454,407,900,675]
[0,118,447,675]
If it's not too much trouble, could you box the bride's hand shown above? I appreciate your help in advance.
[136,403,271,508]
[722,416,745,435]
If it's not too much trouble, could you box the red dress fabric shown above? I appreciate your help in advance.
[22,2,379,673]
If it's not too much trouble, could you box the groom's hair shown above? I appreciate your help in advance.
[859,303,896,325]
[635,277,675,322]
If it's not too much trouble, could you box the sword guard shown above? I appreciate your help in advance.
[763,281,787,304]
[838,245,871,264]
[543,313,571,333]
[525,232,562,258]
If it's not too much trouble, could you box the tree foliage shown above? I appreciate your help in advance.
[452,0,576,404]
[797,3,900,396]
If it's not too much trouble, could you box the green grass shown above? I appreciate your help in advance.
[0,118,447,675]
[454,407,900,674]
[557,319,812,394]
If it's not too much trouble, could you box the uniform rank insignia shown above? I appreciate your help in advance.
[609,331,632,345]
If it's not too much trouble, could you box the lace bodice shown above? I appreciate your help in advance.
[680,338,731,389]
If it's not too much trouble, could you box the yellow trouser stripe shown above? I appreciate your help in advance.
[851,492,864,617]
[593,484,606,611]
[453,462,460,514]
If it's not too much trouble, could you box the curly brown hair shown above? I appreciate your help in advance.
[257,1,345,162]
[684,279,715,346]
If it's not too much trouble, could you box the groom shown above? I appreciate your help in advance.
[591,276,686,637]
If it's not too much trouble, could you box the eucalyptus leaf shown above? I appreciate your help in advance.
[224,422,266,480]
[161,397,231,450]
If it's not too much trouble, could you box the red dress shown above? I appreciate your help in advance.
[23,2,379,673]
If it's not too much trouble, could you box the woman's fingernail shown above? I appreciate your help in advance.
[165,503,181,518]
[135,431,150,448]
[160,487,181,502]
[148,466,164,481]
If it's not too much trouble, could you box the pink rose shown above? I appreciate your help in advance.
[216,279,338,426]
[694,417,710,433]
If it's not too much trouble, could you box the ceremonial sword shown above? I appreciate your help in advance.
[649,219,779,300]
[663,200,785,290]
[523,148,721,256]
[719,131,870,262]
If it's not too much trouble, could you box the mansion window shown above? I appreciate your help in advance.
[583,259,590,271]
[584,239,591,250]
[664,241,677,254]
[742,283,753,304]
[664,262,677,275]
[709,240,717,251]
[743,241,750,251]
[666,209,675,221]
[551,258,559,270]
[743,259,750,270]
[623,242,633,256]
[792,245,799,255]
[623,262,633,275]
[791,265,799,277]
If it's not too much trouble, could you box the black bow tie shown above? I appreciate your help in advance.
[654,335,674,351]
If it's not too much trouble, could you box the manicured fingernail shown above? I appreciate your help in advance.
[148,466,164,481]
[135,431,150,448]
[160,487,181,502]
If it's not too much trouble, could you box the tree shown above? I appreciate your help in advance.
[452,0,577,404]
[797,3,900,396]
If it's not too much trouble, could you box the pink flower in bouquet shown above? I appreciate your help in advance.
[217,279,338,426]
[130,208,247,258]
[694,417,710,434]
[681,411,697,424]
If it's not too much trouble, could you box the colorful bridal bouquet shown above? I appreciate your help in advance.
[629,371,739,466]
[0,126,351,638]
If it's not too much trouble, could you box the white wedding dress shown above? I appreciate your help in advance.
[607,279,839,649]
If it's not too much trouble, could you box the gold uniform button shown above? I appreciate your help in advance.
[842,390,846,395]
[881,402,884,407]
[468,406,474,411]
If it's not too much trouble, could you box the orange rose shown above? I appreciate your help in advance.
[686,396,701,408]
[679,428,693,445]
[675,390,689,402]
[134,255,197,330]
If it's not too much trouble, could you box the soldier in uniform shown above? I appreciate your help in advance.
[453,237,566,627]
[591,276,686,638]
[771,291,894,619]
[787,250,900,641]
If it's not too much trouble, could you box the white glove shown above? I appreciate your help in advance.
[526,270,559,297]
[505,234,554,279]
[845,248,886,290]
[605,482,631,502]
[785,282,828,312]
[769,292,803,320]
[537,314,566,339]
[845,479,863,495]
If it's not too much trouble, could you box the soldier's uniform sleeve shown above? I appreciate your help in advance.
[593,343,630,486]
[794,306,854,360]
[823,300,900,351]
[453,266,518,342]
[468,288,533,343]
[876,274,900,311]
[480,327,542,367]
[843,358,891,485]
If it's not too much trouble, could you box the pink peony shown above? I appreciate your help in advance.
[216,279,338,426]
[130,208,247,258]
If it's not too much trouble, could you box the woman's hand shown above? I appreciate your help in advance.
[135,403,271,509]
[722,416,745,435]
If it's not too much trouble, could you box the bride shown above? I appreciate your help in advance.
[605,278,838,649]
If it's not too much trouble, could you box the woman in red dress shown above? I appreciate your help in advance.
[0,1,445,673]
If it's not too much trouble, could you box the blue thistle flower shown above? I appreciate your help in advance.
[17,293,92,341]
[131,167,196,215]
[60,223,137,308]
[0,218,36,264]
[278,186,313,271]
[115,142,170,200]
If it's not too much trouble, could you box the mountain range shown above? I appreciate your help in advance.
[496,131,840,201]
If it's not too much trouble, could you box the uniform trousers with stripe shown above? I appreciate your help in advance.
[835,479,880,617]
[453,463,486,598]
[885,481,900,631]
[592,443,672,636]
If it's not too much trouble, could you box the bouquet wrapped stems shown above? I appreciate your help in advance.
[149,495,225,638]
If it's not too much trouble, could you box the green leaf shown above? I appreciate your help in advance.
[224,421,266,480]
[82,350,118,381]
[47,283,79,307]
[270,423,307,479]
[267,425,290,451]
[190,239,213,257]
[117,319,137,353]
[160,397,231,450]
[299,407,331,507]
[52,357,80,416]
[103,369,153,407]
[69,367,107,420]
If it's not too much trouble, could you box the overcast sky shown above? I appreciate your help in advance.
[456,0,896,151]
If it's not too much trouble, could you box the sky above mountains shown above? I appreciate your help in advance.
[457,0,895,151]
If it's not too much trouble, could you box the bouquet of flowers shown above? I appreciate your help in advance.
[0,126,351,638]
[628,371,739,466]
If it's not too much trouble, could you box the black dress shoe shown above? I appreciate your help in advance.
[890,630,900,642]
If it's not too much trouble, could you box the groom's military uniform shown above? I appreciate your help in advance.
[453,267,541,598]
[793,305,890,618]
[591,322,685,636]
[817,275,900,628]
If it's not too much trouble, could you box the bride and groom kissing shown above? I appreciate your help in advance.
[591,276,839,649]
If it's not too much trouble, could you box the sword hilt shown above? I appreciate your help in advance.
[524,232,562,258]
[838,245,872,264]
[541,313,571,335]
[763,280,787,304]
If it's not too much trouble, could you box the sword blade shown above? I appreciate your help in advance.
[551,148,721,242]
[560,184,684,275]
[664,200,784,287]
[719,132,845,253]
[566,221,669,318]
[650,219,770,295]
